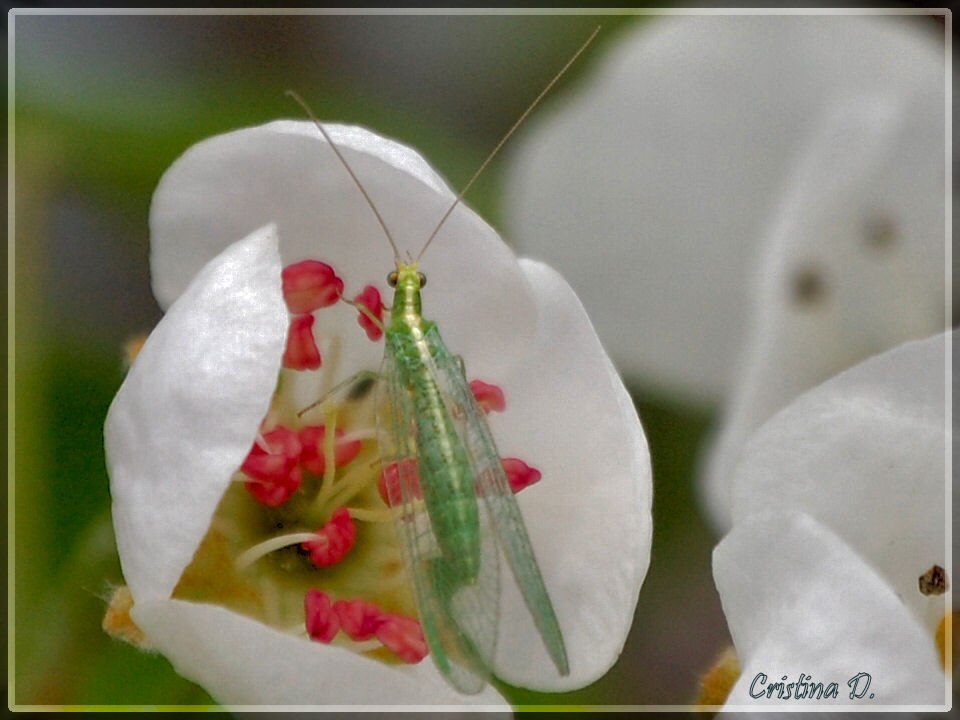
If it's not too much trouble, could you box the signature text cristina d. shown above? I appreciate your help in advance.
[749,672,874,701]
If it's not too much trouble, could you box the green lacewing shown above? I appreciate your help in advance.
[289,27,597,693]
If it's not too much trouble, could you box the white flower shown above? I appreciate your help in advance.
[504,14,945,408]
[701,83,946,531]
[104,121,652,705]
[712,332,950,707]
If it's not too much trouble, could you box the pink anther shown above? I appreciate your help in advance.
[282,260,344,314]
[503,457,542,493]
[470,380,506,413]
[354,285,385,342]
[304,589,340,644]
[283,314,322,371]
[303,507,357,568]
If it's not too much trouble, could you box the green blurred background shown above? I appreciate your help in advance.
[10,11,730,708]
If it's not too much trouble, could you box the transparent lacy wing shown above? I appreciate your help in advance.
[376,338,498,694]
[424,325,569,677]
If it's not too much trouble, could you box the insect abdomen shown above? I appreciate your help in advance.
[388,328,481,583]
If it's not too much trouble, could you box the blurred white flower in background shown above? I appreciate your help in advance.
[505,12,949,708]
[504,14,946,411]
[703,84,946,530]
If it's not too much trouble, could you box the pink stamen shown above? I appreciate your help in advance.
[245,466,302,507]
[242,426,302,480]
[299,425,364,476]
[242,426,303,506]
[354,285,385,341]
[304,589,340,643]
[503,458,542,493]
[377,459,422,507]
[306,593,429,664]
[283,314,322,371]
[375,614,429,664]
[334,598,384,642]
[470,380,506,413]
[282,260,344,314]
[303,507,356,567]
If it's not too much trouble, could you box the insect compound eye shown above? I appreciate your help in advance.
[387,271,398,288]
[417,272,427,288]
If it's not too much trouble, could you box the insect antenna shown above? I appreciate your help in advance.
[286,89,403,262]
[414,25,601,263]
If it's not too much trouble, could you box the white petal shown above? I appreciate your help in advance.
[727,332,948,632]
[505,14,944,403]
[714,511,945,707]
[486,259,652,690]
[149,121,537,379]
[105,227,288,602]
[132,598,508,707]
[703,88,946,530]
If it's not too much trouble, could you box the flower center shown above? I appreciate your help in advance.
[171,258,540,670]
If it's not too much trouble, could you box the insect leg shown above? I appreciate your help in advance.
[297,369,380,419]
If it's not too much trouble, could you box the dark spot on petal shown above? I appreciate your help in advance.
[919,564,948,596]
[863,213,898,252]
[790,265,828,306]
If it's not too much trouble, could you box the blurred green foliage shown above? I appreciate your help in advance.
[12,11,727,709]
